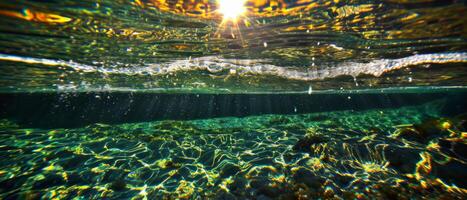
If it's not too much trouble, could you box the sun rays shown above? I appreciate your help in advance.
[215,0,250,45]
[218,0,247,20]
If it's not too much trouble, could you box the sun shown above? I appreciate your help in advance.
[218,0,247,20]
[215,0,249,43]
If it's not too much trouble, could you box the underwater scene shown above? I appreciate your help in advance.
[0,0,466,199]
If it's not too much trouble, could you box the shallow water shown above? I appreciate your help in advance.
[1,91,467,199]
[0,0,466,199]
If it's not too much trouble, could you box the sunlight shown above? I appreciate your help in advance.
[218,0,247,20]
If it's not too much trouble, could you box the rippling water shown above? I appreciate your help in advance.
[0,0,466,92]
[0,0,466,199]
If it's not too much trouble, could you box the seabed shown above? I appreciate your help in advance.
[1,96,466,199]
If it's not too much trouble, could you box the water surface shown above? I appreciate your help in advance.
[0,0,466,92]
[0,0,466,199]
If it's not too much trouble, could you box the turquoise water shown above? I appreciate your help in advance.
[0,0,466,199]
[1,92,466,199]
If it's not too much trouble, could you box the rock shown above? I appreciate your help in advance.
[249,177,270,189]
[268,116,291,125]
[323,186,335,198]
[155,159,180,169]
[220,163,240,178]
[432,159,467,188]
[257,185,283,198]
[398,118,454,143]
[305,115,329,122]
[32,174,65,189]
[334,174,353,188]
[228,177,247,193]
[0,175,27,193]
[384,146,420,173]
[250,158,274,166]
[199,150,216,166]
[102,169,126,183]
[110,179,127,191]
[293,131,327,152]
[44,149,74,161]
[65,172,87,185]
[292,168,324,188]
[62,154,93,170]
[377,183,404,200]
[438,139,467,160]
[414,119,451,136]
[214,191,237,200]
[176,166,191,178]
[396,128,425,143]
[249,176,288,198]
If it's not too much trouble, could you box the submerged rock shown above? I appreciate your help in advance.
[292,168,325,189]
[396,127,426,143]
[431,159,467,188]
[102,169,127,183]
[256,183,284,198]
[396,118,455,143]
[293,129,328,152]
[334,173,354,188]
[32,174,65,189]
[220,163,241,178]
[305,115,330,122]
[267,116,291,125]
[228,177,248,194]
[0,175,28,193]
[214,191,237,200]
[249,177,270,189]
[384,146,420,174]
[438,139,467,160]
[110,179,127,191]
[414,118,452,136]
[456,115,467,131]
[374,182,409,200]
[155,159,180,169]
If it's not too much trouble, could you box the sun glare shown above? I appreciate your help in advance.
[218,0,247,20]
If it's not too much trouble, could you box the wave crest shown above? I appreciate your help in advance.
[0,52,466,81]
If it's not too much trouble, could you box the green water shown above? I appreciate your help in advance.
[0,0,467,199]
[1,92,466,199]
